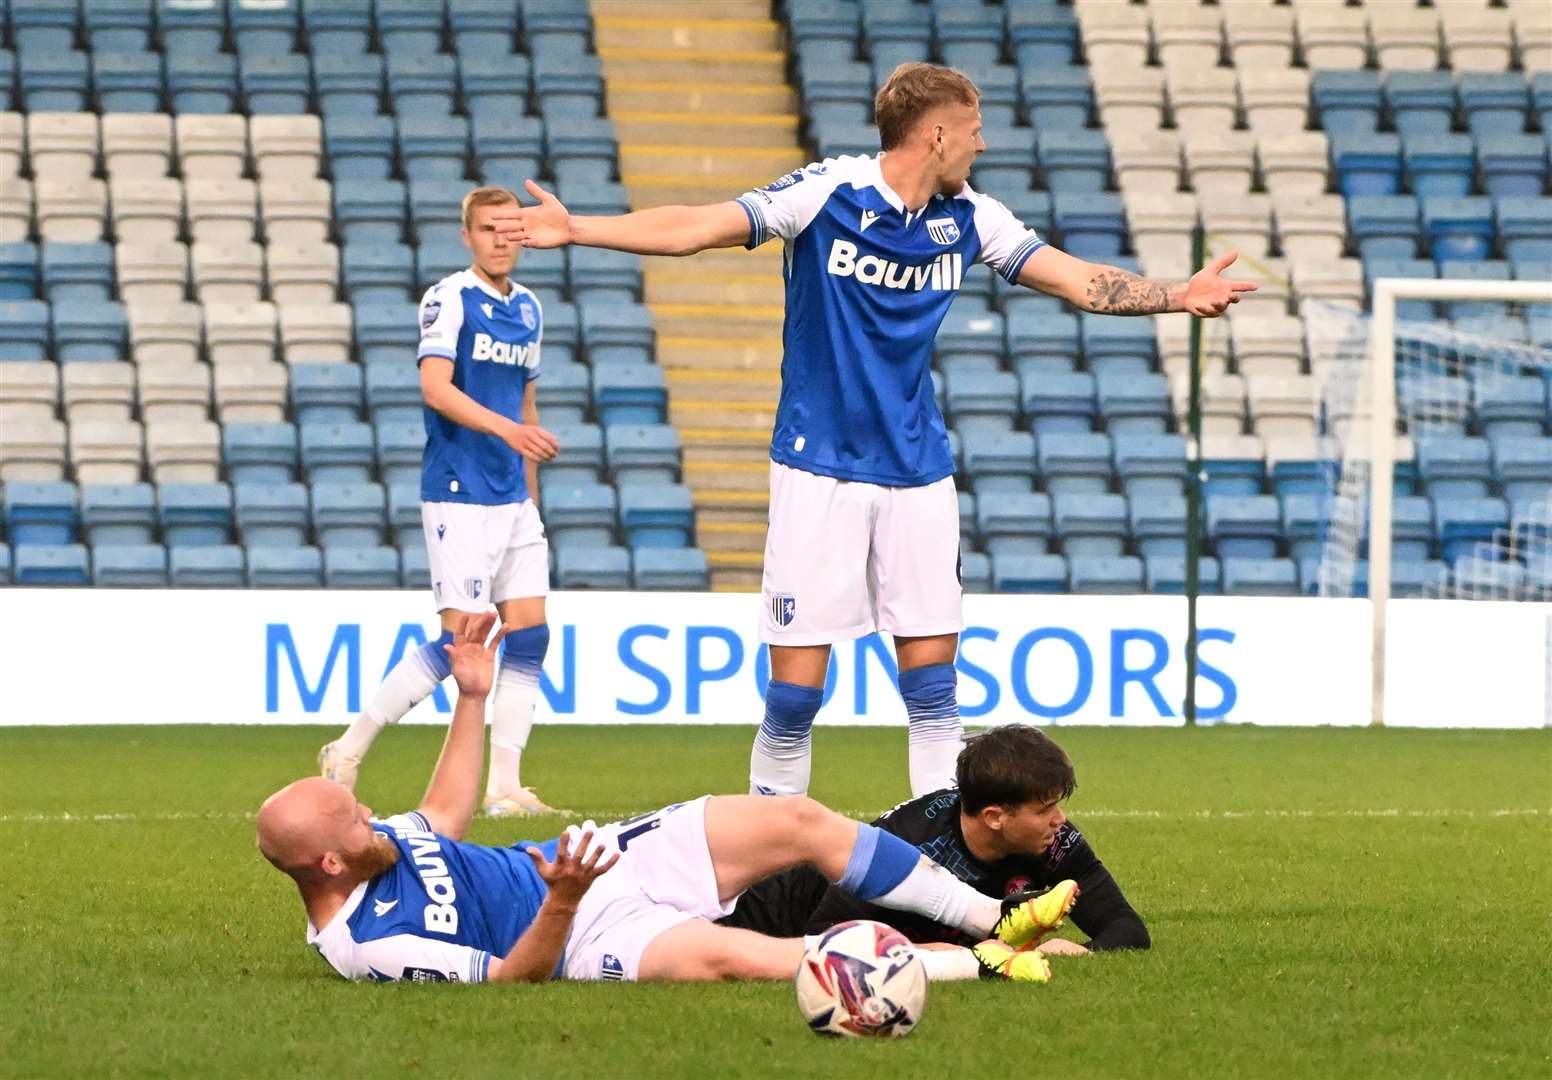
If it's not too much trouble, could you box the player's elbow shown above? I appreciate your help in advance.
[1111,916,1151,951]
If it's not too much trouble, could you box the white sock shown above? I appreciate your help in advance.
[907,732,962,797]
[918,948,982,981]
[899,663,963,797]
[486,626,546,800]
[334,636,451,760]
[872,856,1002,938]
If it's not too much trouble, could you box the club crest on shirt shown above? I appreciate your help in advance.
[770,593,796,627]
[764,169,805,192]
[420,300,441,329]
[518,301,536,330]
[926,218,960,246]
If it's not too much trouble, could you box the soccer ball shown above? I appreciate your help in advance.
[794,919,927,1038]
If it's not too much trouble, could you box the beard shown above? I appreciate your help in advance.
[339,832,400,880]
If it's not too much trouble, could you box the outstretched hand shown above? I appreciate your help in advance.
[443,612,507,698]
[489,180,575,249]
[525,827,619,908]
[1182,250,1259,317]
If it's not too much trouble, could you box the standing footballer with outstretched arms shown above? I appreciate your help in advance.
[494,63,1254,800]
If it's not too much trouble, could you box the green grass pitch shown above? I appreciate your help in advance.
[3,724,1549,1079]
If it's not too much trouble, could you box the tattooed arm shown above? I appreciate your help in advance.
[1017,246,1258,317]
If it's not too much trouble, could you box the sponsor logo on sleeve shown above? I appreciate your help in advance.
[763,169,805,192]
[404,967,452,983]
[420,300,441,329]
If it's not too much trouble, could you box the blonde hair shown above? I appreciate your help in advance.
[461,185,519,228]
[873,62,980,151]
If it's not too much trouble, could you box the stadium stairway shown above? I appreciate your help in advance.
[594,0,801,590]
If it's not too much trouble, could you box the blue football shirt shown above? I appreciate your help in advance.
[416,268,544,506]
[735,154,1043,488]
[307,811,560,983]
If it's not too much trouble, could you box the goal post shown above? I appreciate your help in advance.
[1308,277,1552,727]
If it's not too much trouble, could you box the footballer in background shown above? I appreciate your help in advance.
[722,724,1150,955]
[319,186,564,818]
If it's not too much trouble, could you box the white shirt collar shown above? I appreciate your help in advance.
[305,879,368,945]
[867,154,907,214]
[465,268,515,303]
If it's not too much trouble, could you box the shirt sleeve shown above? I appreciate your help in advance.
[734,160,845,248]
[971,191,1045,283]
[354,933,493,984]
[1046,822,1151,952]
[525,297,542,383]
[373,811,433,835]
[416,284,463,364]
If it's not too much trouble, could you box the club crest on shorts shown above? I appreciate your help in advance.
[600,954,625,981]
[465,577,483,599]
[926,218,960,246]
[771,593,796,627]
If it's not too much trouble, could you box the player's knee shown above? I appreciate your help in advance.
[783,795,832,836]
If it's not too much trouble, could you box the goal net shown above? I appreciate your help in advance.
[1303,278,1552,723]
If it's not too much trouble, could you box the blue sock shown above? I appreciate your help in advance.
[499,624,549,681]
[419,630,456,682]
[899,663,962,796]
[838,824,921,899]
[749,680,823,796]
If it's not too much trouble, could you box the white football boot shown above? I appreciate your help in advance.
[318,741,362,791]
[483,788,566,817]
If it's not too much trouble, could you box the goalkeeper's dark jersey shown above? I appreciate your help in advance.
[720,790,1150,951]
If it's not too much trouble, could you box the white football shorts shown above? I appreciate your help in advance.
[421,499,549,612]
[561,796,735,983]
[760,461,964,645]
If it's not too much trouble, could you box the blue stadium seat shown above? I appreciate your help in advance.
[1421,197,1495,263]
[535,361,589,426]
[377,1,443,56]
[977,492,1052,556]
[787,0,861,61]
[398,113,469,184]
[300,421,374,484]
[570,247,643,305]
[451,0,521,59]
[958,490,977,545]
[166,51,238,114]
[1082,316,1156,376]
[1476,377,1547,441]
[592,363,667,427]
[335,180,407,246]
[158,482,232,546]
[1331,132,1402,197]
[464,59,535,127]
[581,304,654,367]
[1036,432,1111,495]
[326,115,397,181]
[0,301,53,360]
[81,483,155,545]
[232,0,299,56]
[1495,198,1552,263]
[542,422,603,485]
[1417,436,1492,498]
[1493,437,1552,502]
[1008,306,1080,376]
[1053,493,1128,557]
[247,545,323,587]
[1207,494,1281,559]
[1402,134,1475,199]
[409,179,471,239]
[0,242,38,299]
[1438,260,1512,319]
[991,553,1067,593]
[1069,555,1143,595]
[516,250,568,309]
[1391,496,1435,561]
[92,542,167,586]
[1096,373,1170,435]
[343,242,415,304]
[971,123,1036,192]
[399,543,430,588]
[1021,64,1089,130]
[1114,434,1187,497]
[1269,441,1331,498]
[1144,555,1221,595]
[20,51,90,112]
[11,542,86,585]
[1021,369,1095,434]
[862,0,931,73]
[1313,71,1382,134]
[1009,5,1079,68]
[240,53,310,114]
[5,481,78,545]
[1202,444,1266,498]
[555,178,629,217]
[94,50,164,112]
[963,430,1036,493]
[303,0,371,53]
[375,421,423,488]
[1363,258,1438,320]
[291,364,363,425]
[604,423,680,486]
[1450,553,1527,597]
[1393,560,1452,598]
[235,482,309,546]
[1129,494,1186,558]
[1459,72,1530,137]
[535,52,605,120]
[169,544,245,587]
[353,301,418,365]
[315,51,383,118]
[86,0,155,51]
[521,0,593,56]
[618,483,694,549]
[1477,135,1548,199]
[633,547,710,590]
[935,5,1003,69]
[1385,71,1457,137]
[0,49,13,109]
[157,0,225,53]
[959,549,991,593]
[1534,73,1552,135]
[224,422,297,484]
[1348,196,1421,261]
[1221,557,1299,596]
[323,545,401,588]
[1434,496,1508,564]
[52,301,127,362]
[386,480,420,547]
[945,369,1018,433]
[1037,130,1111,193]
[1053,193,1127,259]
[386,54,457,117]
[1280,493,1328,561]
[556,546,631,590]
[415,239,467,286]
[545,483,617,550]
[311,481,386,548]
